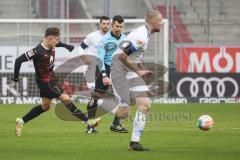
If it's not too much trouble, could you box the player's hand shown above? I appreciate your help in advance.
[147,70,154,75]
[66,45,74,52]
[137,69,153,77]
[9,78,20,94]
[102,77,110,86]
[12,78,19,83]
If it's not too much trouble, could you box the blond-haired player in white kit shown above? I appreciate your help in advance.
[98,10,163,151]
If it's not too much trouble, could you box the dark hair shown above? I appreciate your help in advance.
[100,16,110,23]
[45,27,60,37]
[112,15,124,24]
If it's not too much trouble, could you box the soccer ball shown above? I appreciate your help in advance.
[197,115,214,131]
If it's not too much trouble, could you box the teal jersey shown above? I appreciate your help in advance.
[97,31,126,72]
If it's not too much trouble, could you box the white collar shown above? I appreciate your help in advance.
[144,25,151,37]
[41,42,50,50]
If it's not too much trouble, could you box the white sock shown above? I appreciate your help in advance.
[131,111,146,142]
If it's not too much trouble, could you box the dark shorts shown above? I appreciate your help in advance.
[36,80,64,99]
[94,64,111,93]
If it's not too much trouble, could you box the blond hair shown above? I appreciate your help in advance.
[145,10,161,24]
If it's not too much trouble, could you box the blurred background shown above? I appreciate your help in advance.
[1,0,239,43]
[1,0,239,62]
[0,0,240,103]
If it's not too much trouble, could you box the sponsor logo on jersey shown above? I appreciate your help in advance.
[27,50,35,58]
[136,40,144,48]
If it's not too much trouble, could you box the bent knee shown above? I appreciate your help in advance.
[40,104,50,111]
[58,94,71,105]
[138,104,151,114]
[116,106,131,119]
[61,99,72,105]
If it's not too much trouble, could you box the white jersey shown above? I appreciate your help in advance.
[111,25,151,74]
[112,25,151,73]
[125,25,151,63]
[110,25,152,106]
[83,30,106,55]
[113,25,151,63]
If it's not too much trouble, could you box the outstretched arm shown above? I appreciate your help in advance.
[56,41,74,52]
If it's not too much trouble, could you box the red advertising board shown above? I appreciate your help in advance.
[176,47,240,73]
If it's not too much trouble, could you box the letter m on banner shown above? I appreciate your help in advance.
[176,46,240,73]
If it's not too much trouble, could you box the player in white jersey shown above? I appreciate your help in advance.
[80,16,110,56]
[97,10,163,151]
[80,16,110,91]
[80,16,111,133]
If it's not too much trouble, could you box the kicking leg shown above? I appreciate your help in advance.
[85,97,98,133]
[58,94,101,128]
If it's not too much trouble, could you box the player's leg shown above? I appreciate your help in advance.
[84,57,109,133]
[96,95,130,133]
[86,95,101,133]
[49,78,89,123]
[102,64,128,133]
[129,93,151,151]
[110,105,128,133]
[85,65,102,133]
[109,93,129,133]
[22,97,52,122]
[86,97,98,119]
[105,69,128,133]
[15,80,55,136]
[49,78,101,128]
[57,93,101,128]
[124,75,151,151]
[87,65,102,119]
[58,93,88,122]
[110,74,131,116]
[94,77,131,120]
[15,97,52,136]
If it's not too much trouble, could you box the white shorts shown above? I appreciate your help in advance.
[110,71,149,106]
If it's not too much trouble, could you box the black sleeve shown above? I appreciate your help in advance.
[56,41,74,52]
[80,41,88,49]
[14,53,29,80]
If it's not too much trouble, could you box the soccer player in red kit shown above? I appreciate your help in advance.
[13,27,100,136]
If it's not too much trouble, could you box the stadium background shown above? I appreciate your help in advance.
[0,1,240,160]
[1,0,240,103]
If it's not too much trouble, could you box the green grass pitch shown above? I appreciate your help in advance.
[0,103,239,160]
